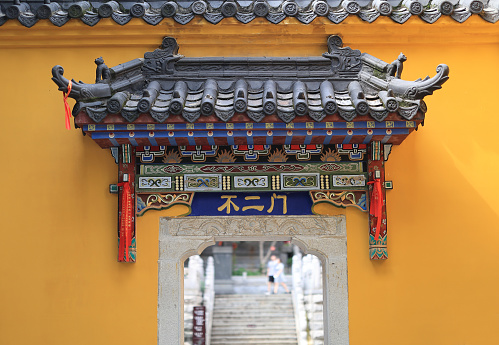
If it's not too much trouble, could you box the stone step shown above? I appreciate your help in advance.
[213,306,294,311]
[211,293,297,345]
[213,317,294,327]
[212,311,295,317]
[211,339,298,344]
[216,294,292,298]
[213,322,296,327]
[214,297,292,302]
[214,298,292,303]
[212,314,295,319]
[212,323,295,329]
[211,335,298,341]
[212,295,293,303]
[214,301,292,306]
[212,328,297,335]
[216,297,292,300]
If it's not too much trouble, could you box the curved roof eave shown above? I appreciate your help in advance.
[1,0,498,28]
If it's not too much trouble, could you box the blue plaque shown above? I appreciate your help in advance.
[189,192,313,216]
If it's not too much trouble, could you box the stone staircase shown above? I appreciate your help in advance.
[210,294,298,345]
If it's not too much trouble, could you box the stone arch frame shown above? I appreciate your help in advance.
[158,215,349,345]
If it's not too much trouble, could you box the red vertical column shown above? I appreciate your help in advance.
[118,144,136,262]
[368,141,388,260]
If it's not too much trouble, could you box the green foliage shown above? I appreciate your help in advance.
[232,268,262,276]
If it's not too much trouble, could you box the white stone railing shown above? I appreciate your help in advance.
[203,256,215,345]
[183,255,204,345]
[291,251,309,345]
[292,251,325,345]
[302,254,324,345]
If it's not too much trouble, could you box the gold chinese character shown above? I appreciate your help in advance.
[267,193,288,214]
[217,195,240,214]
[242,196,264,212]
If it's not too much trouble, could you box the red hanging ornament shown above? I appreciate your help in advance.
[367,178,383,241]
[63,80,73,130]
[118,181,133,262]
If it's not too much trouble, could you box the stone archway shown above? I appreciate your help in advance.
[158,215,349,345]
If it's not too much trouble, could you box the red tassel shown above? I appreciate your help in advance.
[367,178,383,241]
[118,181,132,262]
[63,80,73,130]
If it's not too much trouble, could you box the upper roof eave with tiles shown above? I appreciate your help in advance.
[1,0,498,27]
[51,35,449,127]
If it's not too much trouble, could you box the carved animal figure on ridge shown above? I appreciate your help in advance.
[388,52,407,79]
[95,57,110,84]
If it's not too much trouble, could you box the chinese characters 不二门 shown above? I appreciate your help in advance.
[217,194,288,215]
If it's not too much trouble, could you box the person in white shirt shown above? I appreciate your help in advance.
[273,257,290,294]
[266,255,277,295]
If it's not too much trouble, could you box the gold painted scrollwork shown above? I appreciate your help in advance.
[137,192,194,216]
[310,190,367,212]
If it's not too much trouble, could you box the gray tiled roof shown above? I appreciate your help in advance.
[51,36,449,124]
[1,0,498,27]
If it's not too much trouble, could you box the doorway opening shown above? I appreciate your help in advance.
[158,215,349,345]
[183,241,326,345]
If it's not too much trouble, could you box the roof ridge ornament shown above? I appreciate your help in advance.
[322,35,362,77]
[143,36,183,75]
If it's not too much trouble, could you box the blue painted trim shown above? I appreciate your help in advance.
[91,128,409,141]
[304,134,312,145]
[83,121,414,132]
[363,134,373,144]
[266,134,273,145]
[342,135,352,144]
[381,135,392,144]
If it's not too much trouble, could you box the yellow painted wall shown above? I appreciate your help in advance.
[1,16,498,345]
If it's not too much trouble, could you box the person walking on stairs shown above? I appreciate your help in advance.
[266,255,277,295]
[273,257,290,294]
